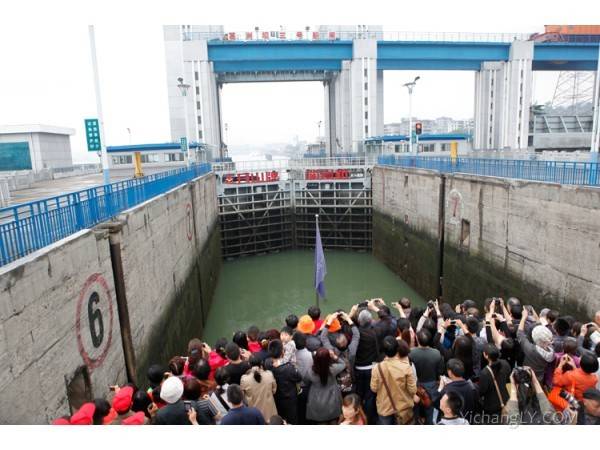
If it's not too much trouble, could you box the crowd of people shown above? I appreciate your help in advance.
[54,297,600,426]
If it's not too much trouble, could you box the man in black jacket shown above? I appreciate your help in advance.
[435,358,479,423]
[264,339,302,424]
[354,308,380,424]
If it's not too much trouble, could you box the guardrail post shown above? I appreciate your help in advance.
[13,209,25,260]
[74,192,84,230]
[588,161,599,186]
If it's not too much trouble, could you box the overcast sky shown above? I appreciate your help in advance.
[0,0,593,163]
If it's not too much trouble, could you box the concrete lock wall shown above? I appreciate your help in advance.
[0,172,220,424]
[0,229,124,424]
[373,165,600,319]
[117,173,221,386]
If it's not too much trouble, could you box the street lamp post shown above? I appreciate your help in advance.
[88,25,110,185]
[177,77,192,166]
[403,76,420,154]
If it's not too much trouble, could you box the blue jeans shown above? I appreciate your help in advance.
[378,414,397,425]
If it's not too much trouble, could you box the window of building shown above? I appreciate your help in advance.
[364,68,368,77]
[440,143,449,152]
[364,82,368,90]
[195,71,199,81]
[195,86,200,95]
[140,153,161,163]
[167,152,185,162]
[364,111,368,120]
[197,115,202,124]
[196,101,201,110]
[112,155,133,165]
[198,130,203,140]
[364,97,368,106]
[0,142,32,170]
[420,143,435,153]
[364,125,368,134]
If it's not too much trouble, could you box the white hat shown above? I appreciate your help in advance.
[160,376,184,404]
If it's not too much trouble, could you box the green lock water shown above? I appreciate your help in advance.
[202,249,425,345]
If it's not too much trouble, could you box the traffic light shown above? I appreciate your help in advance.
[415,122,423,135]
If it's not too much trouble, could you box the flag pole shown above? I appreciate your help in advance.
[315,214,320,310]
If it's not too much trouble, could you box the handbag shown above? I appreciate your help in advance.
[377,362,413,425]
[416,385,432,409]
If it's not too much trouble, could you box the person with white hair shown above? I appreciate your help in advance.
[517,307,554,384]
[353,305,380,424]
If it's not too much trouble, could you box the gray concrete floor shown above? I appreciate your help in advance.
[7,172,134,206]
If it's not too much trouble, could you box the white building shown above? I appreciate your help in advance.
[163,25,385,156]
[0,124,74,172]
[365,133,472,155]
[106,142,211,174]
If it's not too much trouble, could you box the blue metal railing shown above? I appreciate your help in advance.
[0,163,211,267]
[377,155,600,187]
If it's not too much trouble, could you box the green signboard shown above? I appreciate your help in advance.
[85,118,102,152]
[180,137,188,152]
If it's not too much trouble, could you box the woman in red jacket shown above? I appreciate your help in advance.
[553,353,599,401]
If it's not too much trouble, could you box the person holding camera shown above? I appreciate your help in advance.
[264,339,302,424]
[320,310,360,396]
[304,347,347,424]
[354,305,380,424]
[552,353,599,402]
[434,358,478,422]
[410,329,445,424]
[370,337,417,425]
[504,366,558,425]
[517,308,555,384]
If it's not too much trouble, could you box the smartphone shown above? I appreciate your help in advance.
[184,401,192,412]
[450,320,456,326]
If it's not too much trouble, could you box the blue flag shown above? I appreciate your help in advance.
[314,217,327,299]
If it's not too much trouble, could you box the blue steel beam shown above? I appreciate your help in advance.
[532,43,599,71]
[206,40,599,73]
[208,41,352,73]
[208,41,353,61]
[377,41,510,70]
[212,59,343,72]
